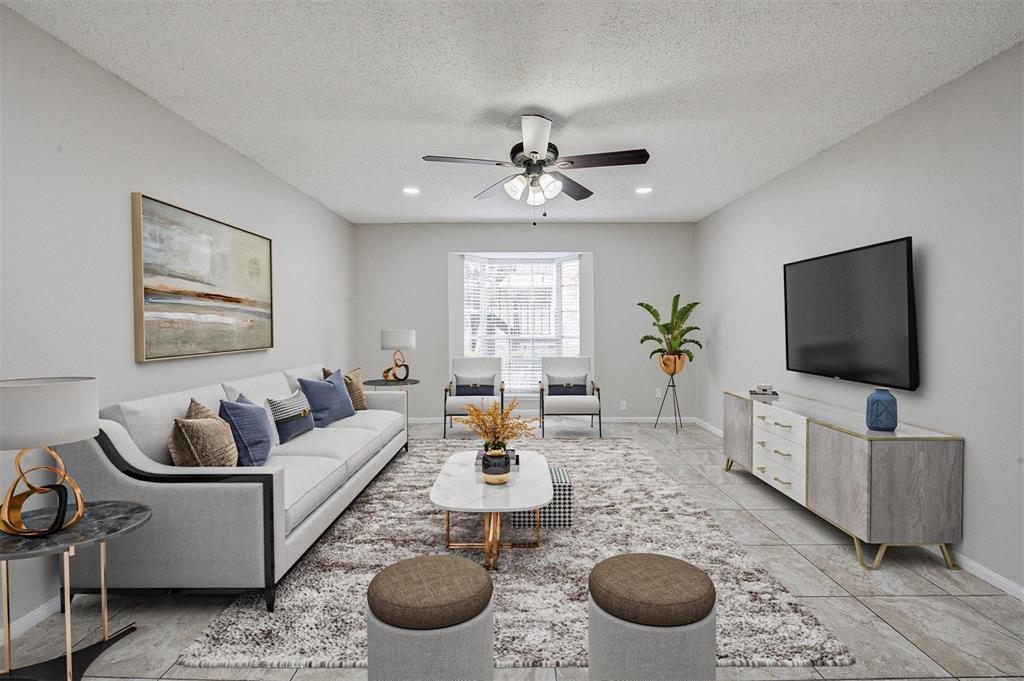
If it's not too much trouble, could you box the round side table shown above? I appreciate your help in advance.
[0,500,151,681]
[363,378,421,389]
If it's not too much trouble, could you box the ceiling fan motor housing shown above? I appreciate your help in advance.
[510,141,559,172]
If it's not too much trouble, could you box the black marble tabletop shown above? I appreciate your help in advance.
[364,378,420,386]
[0,500,151,561]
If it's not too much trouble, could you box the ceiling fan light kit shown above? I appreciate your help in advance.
[424,114,650,204]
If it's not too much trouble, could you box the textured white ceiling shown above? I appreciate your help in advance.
[7,1,1021,223]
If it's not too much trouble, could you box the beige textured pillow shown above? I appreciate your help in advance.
[323,367,368,410]
[167,399,238,467]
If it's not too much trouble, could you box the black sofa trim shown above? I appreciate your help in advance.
[85,430,278,611]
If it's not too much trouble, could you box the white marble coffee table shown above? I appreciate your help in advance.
[430,450,553,569]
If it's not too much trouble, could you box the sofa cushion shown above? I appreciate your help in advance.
[283,364,326,392]
[327,409,404,449]
[219,396,274,467]
[544,394,600,415]
[445,395,500,416]
[100,383,228,464]
[265,454,347,533]
[271,426,379,476]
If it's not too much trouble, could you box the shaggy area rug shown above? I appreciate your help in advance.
[179,438,853,668]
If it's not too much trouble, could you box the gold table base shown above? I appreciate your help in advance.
[444,510,542,570]
[1,542,136,681]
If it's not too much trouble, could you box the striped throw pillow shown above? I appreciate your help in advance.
[267,390,314,443]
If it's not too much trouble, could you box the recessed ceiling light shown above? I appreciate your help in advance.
[635,187,653,194]
[402,187,420,195]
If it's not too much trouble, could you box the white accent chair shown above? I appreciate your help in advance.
[539,357,601,437]
[443,357,504,438]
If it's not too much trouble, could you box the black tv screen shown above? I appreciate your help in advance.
[784,237,919,390]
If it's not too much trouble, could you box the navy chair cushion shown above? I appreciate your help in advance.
[547,374,588,396]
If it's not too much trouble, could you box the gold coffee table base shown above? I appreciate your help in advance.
[444,510,541,570]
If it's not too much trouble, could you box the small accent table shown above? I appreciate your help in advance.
[0,500,151,681]
[430,451,553,570]
[363,378,421,389]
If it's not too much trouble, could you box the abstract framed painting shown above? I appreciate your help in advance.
[132,193,273,361]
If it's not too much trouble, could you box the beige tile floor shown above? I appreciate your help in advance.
[9,417,1023,681]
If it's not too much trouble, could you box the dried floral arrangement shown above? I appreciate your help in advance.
[455,399,536,451]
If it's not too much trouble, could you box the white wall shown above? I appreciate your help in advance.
[693,45,1023,589]
[0,8,356,622]
[354,222,697,420]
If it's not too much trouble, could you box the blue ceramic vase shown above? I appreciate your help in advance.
[866,388,898,431]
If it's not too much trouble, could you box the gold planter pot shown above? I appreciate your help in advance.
[659,353,687,376]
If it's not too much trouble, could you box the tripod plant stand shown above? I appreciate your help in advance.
[654,372,684,433]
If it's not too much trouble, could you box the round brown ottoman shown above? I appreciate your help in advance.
[588,553,717,680]
[367,555,494,680]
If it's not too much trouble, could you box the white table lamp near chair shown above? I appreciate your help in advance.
[380,329,416,381]
[0,377,98,537]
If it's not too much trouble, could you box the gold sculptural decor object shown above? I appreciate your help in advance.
[380,329,415,381]
[0,448,84,537]
[0,377,98,538]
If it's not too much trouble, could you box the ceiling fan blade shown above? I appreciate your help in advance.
[475,174,521,199]
[554,148,650,169]
[423,155,514,167]
[549,171,593,201]
[521,114,552,158]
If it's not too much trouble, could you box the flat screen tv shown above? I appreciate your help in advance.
[784,237,919,390]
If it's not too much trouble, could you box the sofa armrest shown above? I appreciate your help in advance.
[57,419,286,592]
[364,390,408,420]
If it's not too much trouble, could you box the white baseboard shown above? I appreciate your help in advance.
[692,418,723,437]
[11,595,60,639]
[411,416,704,424]
[932,548,1024,601]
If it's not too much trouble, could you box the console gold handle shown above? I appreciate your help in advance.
[756,466,767,473]
[772,476,791,485]
[756,440,767,447]
[756,415,767,421]
[774,421,791,428]
[772,448,791,457]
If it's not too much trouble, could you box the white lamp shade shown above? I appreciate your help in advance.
[380,329,416,351]
[0,377,98,450]
[526,185,546,206]
[503,175,528,201]
[538,173,562,199]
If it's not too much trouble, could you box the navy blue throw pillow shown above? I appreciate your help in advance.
[267,390,315,443]
[455,374,494,396]
[219,394,273,466]
[298,375,355,427]
[547,374,588,396]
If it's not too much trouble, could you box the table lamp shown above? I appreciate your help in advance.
[380,329,415,381]
[0,377,97,537]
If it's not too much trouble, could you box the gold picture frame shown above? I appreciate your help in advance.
[132,193,274,362]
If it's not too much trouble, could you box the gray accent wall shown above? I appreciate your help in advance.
[1,8,356,621]
[693,45,1023,589]
[353,222,697,420]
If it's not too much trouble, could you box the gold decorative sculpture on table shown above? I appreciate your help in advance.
[380,329,415,381]
[0,377,98,537]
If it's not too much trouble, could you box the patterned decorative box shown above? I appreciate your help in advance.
[510,467,573,529]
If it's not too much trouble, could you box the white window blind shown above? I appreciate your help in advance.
[463,254,581,393]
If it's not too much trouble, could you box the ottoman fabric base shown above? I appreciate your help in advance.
[368,596,494,681]
[588,595,717,681]
[510,467,573,528]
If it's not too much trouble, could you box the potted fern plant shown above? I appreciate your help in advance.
[638,294,703,375]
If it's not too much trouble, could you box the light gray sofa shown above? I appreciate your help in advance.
[56,364,407,611]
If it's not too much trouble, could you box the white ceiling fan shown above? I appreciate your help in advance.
[424,114,650,205]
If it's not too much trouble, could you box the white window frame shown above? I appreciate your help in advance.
[448,252,595,397]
